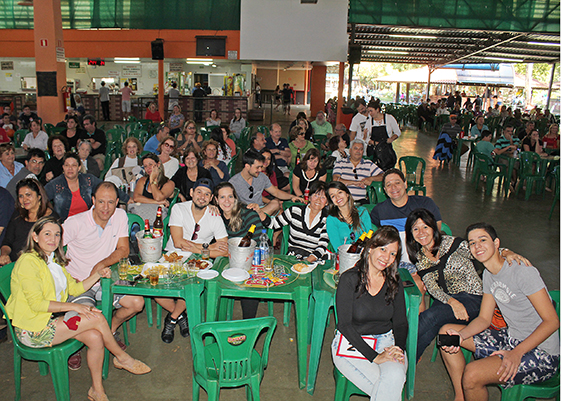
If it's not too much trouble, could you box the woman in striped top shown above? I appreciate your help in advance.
[265,181,330,262]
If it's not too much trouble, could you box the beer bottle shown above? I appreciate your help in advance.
[153,206,163,238]
[238,224,256,247]
[357,230,375,253]
[347,232,366,254]
[143,219,153,238]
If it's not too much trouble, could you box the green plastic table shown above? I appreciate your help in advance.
[205,255,312,389]
[305,267,421,399]
[100,266,205,379]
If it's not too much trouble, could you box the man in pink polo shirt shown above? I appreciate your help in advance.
[63,182,144,369]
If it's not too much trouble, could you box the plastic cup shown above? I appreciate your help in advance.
[118,258,129,280]
[149,270,159,286]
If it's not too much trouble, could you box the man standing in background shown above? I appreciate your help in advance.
[99,81,110,121]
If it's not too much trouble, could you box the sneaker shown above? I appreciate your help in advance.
[161,313,176,343]
[68,351,82,370]
[176,312,189,338]
[113,332,127,351]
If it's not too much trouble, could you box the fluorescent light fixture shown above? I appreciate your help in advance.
[114,57,140,61]
[367,50,408,55]
[484,56,524,63]
[390,34,437,40]
[528,41,561,46]
[186,58,213,63]
[114,60,140,64]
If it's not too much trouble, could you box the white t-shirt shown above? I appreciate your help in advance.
[163,157,180,179]
[165,201,228,252]
[349,113,371,153]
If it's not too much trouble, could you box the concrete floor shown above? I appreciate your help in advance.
[0,105,558,400]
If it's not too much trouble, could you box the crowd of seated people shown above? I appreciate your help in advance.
[0,100,557,401]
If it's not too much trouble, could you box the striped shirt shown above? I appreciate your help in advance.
[333,157,383,200]
[495,135,520,150]
[270,204,329,260]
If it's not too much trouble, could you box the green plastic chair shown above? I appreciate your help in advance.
[549,166,559,220]
[472,152,508,196]
[441,222,452,235]
[0,262,83,401]
[499,290,560,401]
[13,129,28,147]
[516,151,546,200]
[191,316,277,401]
[51,126,66,136]
[367,181,387,204]
[43,123,55,136]
[106,128,124,144]
[256,125,270,137]
[227,153,239,176]
[398,156,426,196]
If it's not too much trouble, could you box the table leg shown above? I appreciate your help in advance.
[404,295,420,400]
[100,278,113,380]
[183,283,204,349]
[293,287,310,389]
[205,283,219,322]
[504,158,515,196]
[306,291,333,395]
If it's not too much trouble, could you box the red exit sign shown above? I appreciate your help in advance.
[87,59,105,66]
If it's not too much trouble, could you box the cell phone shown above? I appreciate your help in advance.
[437,334,460,347]
[114,280,134,286]
[402,280,415,288]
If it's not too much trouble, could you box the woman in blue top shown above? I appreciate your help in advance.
[470,115,488,138]
[326,181,372,251]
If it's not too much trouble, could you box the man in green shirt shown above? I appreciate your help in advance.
[310,111,333,137]
[475,130,495,158]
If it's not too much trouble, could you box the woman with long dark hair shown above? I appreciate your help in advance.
[209,127,232,163]
[332,226,407,401]
[326,181,372,250]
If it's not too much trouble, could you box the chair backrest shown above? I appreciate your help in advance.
[367,181,387,204]
[127,213,144,232]
[162,214,171,249]
[441,222,452,235]
[398,156,426,187]
[473,152,497,174]
[106,128,124,143]
[518,151,544,176]
[191,316,277,385]
[227,153,239,176]
[257,125,270,137]
[0,262,16,301]
[550,290,560,318]
[14,129,28,147]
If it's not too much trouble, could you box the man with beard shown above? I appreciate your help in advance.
[160,178,227,342]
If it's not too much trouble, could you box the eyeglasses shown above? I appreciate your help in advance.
[191,223,200,240]
[248,186,254,199]
[29,159,45,165]
[186,126,196,130]
[353,168,359,180]
[163,143,175,149]
[450,117,458,120]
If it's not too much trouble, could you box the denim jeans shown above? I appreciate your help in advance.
[331,330,407,401]
[416,292,482,361]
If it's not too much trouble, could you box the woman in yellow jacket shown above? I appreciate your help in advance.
[6,216,150,401]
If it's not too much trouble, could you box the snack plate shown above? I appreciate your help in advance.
[290,261,318,275]
[141,262,172,278]
[158,251,192,263]
[187,259,214,270]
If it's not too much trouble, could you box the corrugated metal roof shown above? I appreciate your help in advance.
[353,24,560,65]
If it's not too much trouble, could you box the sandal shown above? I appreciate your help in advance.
[88,387,109,401]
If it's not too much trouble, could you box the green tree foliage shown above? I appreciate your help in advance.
[514,63,560,84]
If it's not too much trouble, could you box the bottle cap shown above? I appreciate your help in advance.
[366,230,374,238]
[262,229,267,233]
[249,224,256,233]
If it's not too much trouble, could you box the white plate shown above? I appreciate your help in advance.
[197,270,218,280]
[142,262,171,277]
[187,259,214,270]
[221,268,250,282]
[158,251,192,263]
[291,261,319,275]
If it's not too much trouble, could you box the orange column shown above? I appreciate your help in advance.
[303,68,309,106]
[336,62,345,124]
[33,0,66,124]
[309,65,326,117]
[158,59,164,119]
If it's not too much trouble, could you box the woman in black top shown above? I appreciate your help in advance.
[61,115,86,150]
[332,226,407,401]
[42,135,68,184]
[292,148,326,197]
[0,178,58,265]
[170,147,211,202]
[132,154,175,206]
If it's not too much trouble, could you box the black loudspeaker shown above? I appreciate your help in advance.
[151,39,164,60]
[196,36,226,57]
[348,45,362,64]
[37,71,57,97]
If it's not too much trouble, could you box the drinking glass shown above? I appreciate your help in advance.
[149,269,159,286]
[118,258,129,280]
